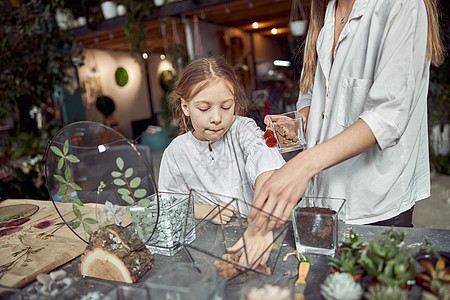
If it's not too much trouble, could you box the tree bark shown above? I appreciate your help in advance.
[79,224,154,283]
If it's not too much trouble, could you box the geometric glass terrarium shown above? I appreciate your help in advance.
[291,196,346,256]
[43,121,159,246]
[183,190,289,284]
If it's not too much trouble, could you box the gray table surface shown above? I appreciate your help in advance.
[55,223,450,300]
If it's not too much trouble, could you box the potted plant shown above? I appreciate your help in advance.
[320,272,364,300]
[328,248,365,280]
[364,284,410,300]
[359,227,416,288]
[416,256,450,295]
[338,229,365,256]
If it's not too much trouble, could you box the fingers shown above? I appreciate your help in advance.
[227,237,244,253]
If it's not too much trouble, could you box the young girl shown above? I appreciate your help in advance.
[158,56,285,268]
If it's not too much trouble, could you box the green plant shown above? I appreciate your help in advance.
[320,272,363,300]
[111,157,155,241]
[51,140,98,236]
[359,227,416,286]
[416,257,450,295]
[339,229,365,256]
[328,248,364,276]
[364,284,410,300]
[122,1,155,60]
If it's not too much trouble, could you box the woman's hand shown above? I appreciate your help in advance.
[194,202,236,224]
[227,219,273,269]
[299,106,310,131]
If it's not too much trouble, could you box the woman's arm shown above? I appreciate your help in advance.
[248,118,377,232]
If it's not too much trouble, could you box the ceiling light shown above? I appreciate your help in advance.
[160,54,166,60]
[271,28,278,35]
[142,52,149,60]
[252,22,259,29]
[273,60,291,67]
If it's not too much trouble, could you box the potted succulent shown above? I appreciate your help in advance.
[416,256,450,295]
[359,227,416,288]
[320,272,364,300]
[328,248,365,280]
[364,284,410,300]
[338,229,365,256]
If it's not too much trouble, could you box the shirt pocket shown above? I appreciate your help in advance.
[337,77,373,127]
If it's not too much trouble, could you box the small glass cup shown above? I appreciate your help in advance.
[268,111,306,153]
[291,196,346,256]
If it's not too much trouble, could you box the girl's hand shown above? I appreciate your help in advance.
[226,219,273,269]
[194,202,236,224]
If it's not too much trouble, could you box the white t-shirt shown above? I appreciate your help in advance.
[297,0,431,224]
[158,116,286,215]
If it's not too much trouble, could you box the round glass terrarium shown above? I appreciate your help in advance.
[43,121,159,245]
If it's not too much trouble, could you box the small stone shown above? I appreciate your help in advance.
[49,269,67,281]
[36,273,52,286]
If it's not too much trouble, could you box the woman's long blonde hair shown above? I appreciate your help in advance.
[299,0,446,93]
[170,56,247,134]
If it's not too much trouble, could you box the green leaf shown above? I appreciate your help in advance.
[63,140,69,155]
[69,182,83,191]
[71,220,81,229]
[130,177,141,188]
[142,217,152,224]
[138,198,151,207]
[111,171,122,178]
[117,188,131,195]
[66,154,80,163]
[58,184,67,196]
[72,197,84,206]
[64,165,71,182]
[125,168,133,178]
[116,157,124,170]
[51,145,63,157]
[83,217,98,224]
[130,215,140,223]
[61,195,71,203]
[134,189,146,198]
[58,157,64,170]
[53,174,66,183]
[83,222,93,235]
[122,195,134,205]
[113,179,127,186]
[73,204,82,220]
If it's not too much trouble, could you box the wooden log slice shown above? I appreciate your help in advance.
[79,225,154,283]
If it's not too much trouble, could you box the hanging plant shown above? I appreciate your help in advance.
[122,1,155,60]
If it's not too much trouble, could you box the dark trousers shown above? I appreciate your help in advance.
[366,206,415,228]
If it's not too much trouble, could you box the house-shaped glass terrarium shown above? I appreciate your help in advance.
[182,190,289,284]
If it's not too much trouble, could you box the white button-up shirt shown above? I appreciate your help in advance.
[297,0,431,224]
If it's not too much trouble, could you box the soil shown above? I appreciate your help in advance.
[296,207,336,249]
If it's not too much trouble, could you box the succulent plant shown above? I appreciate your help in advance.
[320,272,363,300]
[364,284,409,300]
[328,247,365,276]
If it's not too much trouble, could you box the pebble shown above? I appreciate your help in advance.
[50,269,67,281]
[36,273,52,286]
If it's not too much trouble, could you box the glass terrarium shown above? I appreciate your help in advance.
[182,190,289,284]
[43,121,159,246]
[144,192,195,256]
[144,263,225,300]
[291,196,346,256]
[268,111,307,153]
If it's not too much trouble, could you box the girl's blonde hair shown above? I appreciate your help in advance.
[299,0,446,93]
[170,56,247,134]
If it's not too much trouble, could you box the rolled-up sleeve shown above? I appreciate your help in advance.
[359,0,423,150]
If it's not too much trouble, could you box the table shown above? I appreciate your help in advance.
[53,223,450,300]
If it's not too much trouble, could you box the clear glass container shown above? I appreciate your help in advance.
[268,111,306,153]
[144,263,225,300]
[144,192,195,256]
[183,190,289,284]
[292,196,346,256]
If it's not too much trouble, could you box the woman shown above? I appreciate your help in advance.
[249,0,445,231]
